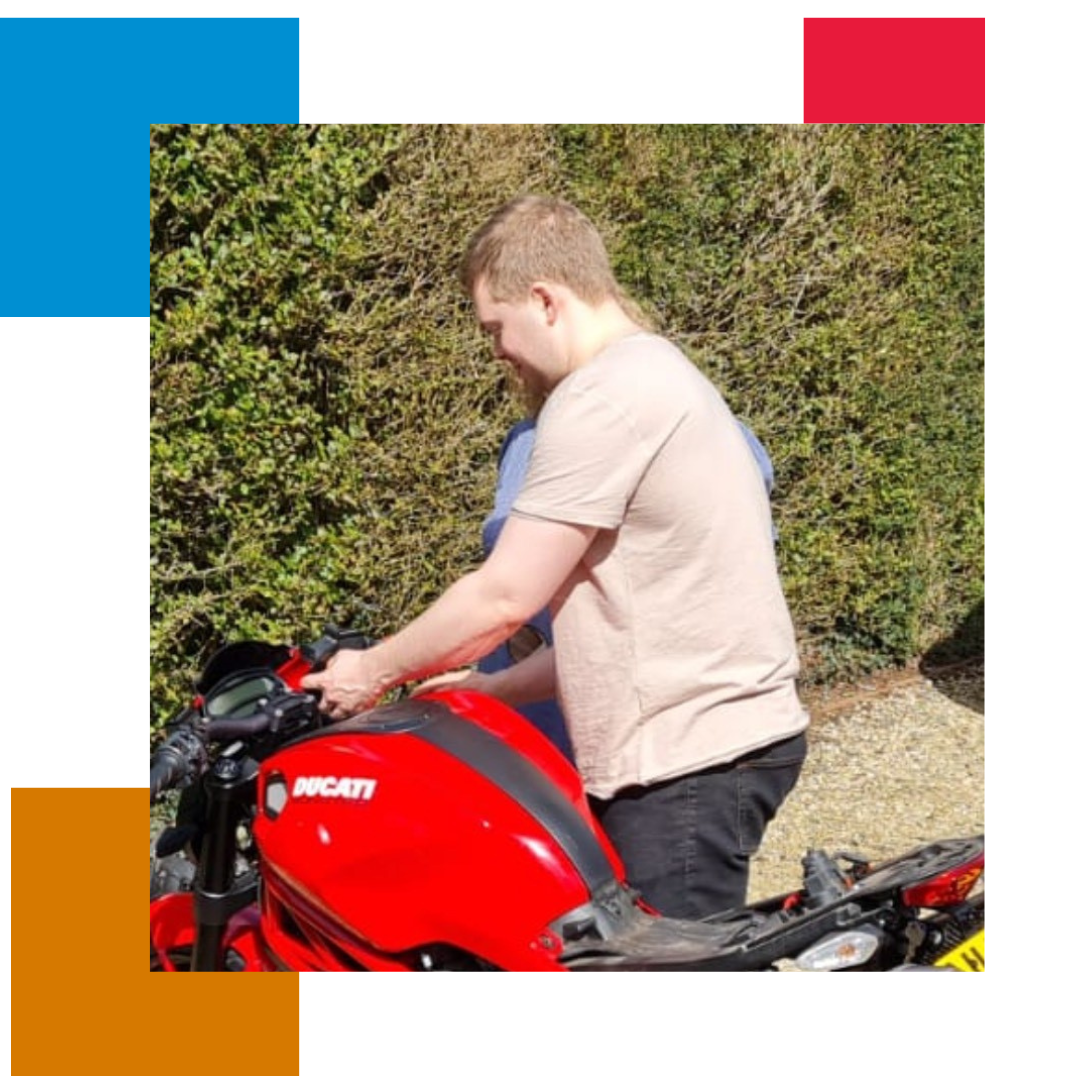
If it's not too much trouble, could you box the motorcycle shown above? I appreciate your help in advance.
[150,626,985,972]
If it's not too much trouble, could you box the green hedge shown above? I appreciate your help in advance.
[150,124,983,727]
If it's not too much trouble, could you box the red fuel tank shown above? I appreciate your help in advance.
[253,689,623,971]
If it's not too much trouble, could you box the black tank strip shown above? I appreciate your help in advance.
[413,706,619,897]
[287,699,619,896]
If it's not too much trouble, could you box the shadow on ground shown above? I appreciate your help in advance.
[919,600,984,714]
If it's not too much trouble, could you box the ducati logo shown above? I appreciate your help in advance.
[291,776,377,800]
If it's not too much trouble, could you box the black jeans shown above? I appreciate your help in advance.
[589,731,807,919]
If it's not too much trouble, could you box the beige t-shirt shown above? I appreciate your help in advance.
[512,332,808,798]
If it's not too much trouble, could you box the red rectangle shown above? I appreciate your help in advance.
[805,17,984,123]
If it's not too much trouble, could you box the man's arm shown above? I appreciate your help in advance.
[302,515,594,718]
[411,643,557,706]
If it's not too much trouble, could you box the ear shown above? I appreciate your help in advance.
[530,282,559,326]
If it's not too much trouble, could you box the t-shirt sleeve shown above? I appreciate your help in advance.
[511,382,674,530]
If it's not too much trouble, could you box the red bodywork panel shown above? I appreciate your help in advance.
[252,689,623,971]
[150,892,268,971]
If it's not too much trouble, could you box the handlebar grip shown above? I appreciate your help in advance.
[149,721,205,801]
[301,625,377,672]
[303,634,339,670]
[149,746,187,801]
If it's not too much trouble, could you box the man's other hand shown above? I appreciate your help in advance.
[410,668,490,698]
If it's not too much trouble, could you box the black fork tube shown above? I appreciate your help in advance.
[191,758,256,971]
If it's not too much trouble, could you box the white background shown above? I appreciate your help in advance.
[1,3,1066,1075]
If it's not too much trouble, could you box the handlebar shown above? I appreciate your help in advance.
[149,754,184,801]
[149,718,206,801]
[300,625,376,670]
[203,692,319,743]
[150,625,370,803]
[150,692,321,802]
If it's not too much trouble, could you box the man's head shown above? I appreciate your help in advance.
[463,196,646,397]
[460,195,620,305]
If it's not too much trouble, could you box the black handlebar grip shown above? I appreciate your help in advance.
[303,635,339,670]
[149,747,186,801]
[302,626,376,672]
[148,723,205,801]
[336,630,377,650]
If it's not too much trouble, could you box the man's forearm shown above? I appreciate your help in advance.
[483,645,557,706]
[368,569,530,694]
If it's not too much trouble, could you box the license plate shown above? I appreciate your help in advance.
[935,928,985,971]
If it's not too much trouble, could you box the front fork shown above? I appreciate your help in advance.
[190,755,260,971]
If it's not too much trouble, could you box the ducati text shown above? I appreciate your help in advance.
[291,776,377,800]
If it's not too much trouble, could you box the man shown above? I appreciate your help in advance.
[302,195,808,917]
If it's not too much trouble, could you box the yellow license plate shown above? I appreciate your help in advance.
[935,928,985,971]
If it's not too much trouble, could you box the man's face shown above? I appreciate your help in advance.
[472,278,560,395]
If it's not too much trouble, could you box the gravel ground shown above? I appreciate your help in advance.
[747,662,985,901]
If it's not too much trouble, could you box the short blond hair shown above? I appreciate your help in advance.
[460,195,621,304]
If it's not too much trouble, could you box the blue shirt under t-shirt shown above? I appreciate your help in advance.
[478,420,574,760]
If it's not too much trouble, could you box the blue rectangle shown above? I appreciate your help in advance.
[0,18,299,317]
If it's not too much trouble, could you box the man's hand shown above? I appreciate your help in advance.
[414,646,557,708]
[300,648,392,721]
[411,668,491,697]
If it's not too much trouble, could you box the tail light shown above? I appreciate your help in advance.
[901,852,984,908]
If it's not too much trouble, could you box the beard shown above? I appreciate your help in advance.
[505,366,548,419]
